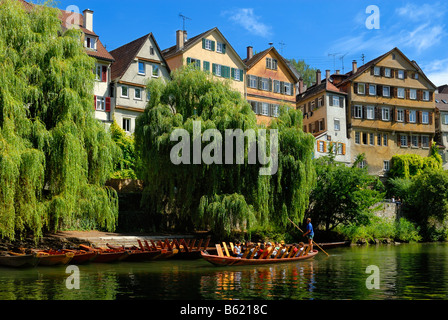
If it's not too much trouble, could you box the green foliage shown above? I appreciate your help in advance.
[109,120,138,179]
[134,66,315,235]
[288,59,317,88]
[0,0,119,240]
[389,149,442,180]
[308,155,384,231]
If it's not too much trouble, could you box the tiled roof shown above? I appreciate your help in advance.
[439,85,448,94]
[243,48,271,67]
[17,0,114,62]
[436,93,448,112]
[296,78,346,102]
[110,34,149,80]
[162,28,212,59]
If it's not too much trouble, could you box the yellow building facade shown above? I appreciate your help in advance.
[337,48,437,175]
[162,27,246,96]
[243,47,298,124]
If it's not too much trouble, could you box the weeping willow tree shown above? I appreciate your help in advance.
[135,65,315,237]
[0,0,120,240]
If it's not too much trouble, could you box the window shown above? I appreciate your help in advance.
[414,73,419,80]
[334,119,340,131]
[357,83,366,95]
[138,61,145,75]
[384,161,390,172]
[333,96,340,107]
[411,136,418,148]
[318,97,324,107]
[337,143,343,155]
[215,64,222,77]
[318,141,325,153]
[398,70,405,79]
[355,132,360,144]
[385,68,391,77]
[95,64,102,81]
[134,88,142,100]
[396,109,404,122]
[204,39,213,51]
[377,134,382,146]
[123,118,131,132]
[422,111,429,124]
[383,134,388,146]
[423,91,430,101]
[266,58,272,69]
[409,110,416,123]
[152,64,159,77]
[443,114,448,125]
[383,86,390,97]
[369,84,376,96]
[150,46,154,55]
[261,103,269,116]
[400,135,408,147]
[273,105,279,118]
[146,89,151,101]
[86,37,96,49]
[261,78,269,91]
[216,42,225,53]
[359,160,367,169]
[272,59,278,70]
[249,75,257,88]
[410,89,417,100]
[273,80,280,93]
[234,69,240,81]
[422,136,430,148]
[362,132,368,145]
[284,83,292,95]
[354,105,363,119]
[96,96,105,111]
[369,133,374,146]
[382,107,390,121]
[121,85,129,98]
[397,88,405,99]
[374,66,381,76]
[366,106,375,120]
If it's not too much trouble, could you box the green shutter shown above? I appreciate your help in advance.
[202,39,206,49]
[203,61,210,72]
[211,41,215,51]
[231,68,235,79]
[222,43,226,54]
[196,59,201,69]
[269,79,273,92]
[187,57,191,65]
[225,66,230,79]
[212,63,216,75]
[239,70,244,82]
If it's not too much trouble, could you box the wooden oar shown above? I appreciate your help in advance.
[287,217,330,257]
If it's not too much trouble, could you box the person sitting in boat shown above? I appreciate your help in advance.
[254,244,265,259]
[277,243,287,258]
[271,242,280,258]
[296,242,305,257]
[233,241,243,258]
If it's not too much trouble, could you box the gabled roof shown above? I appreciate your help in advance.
[337,47,436,90]
[17,0,114,62]
[162,27,245,68]
[436,92,448,112]
[110,33,171,81]
[296,78,347,103]
[243,46,300,83]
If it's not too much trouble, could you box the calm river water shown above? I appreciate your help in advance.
[1,243,447,300]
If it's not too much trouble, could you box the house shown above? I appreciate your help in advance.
[243,46,298,124]
[296,70,350,164]
[162,27,246,96]
[335,48,437,175]
[109,33,171,134]
[434,86,448,168]
[17,1,115,126]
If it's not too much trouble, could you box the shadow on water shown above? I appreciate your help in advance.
[0,243,447,300]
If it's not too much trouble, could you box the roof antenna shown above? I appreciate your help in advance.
[328,53,340,74]
[278,41,286,54]
[339,52,348,74]
[179,13,192,32]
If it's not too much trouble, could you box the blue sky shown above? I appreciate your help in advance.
[52,0,448,86]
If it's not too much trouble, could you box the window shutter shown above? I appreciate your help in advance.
[224,66,230,79]
[102,66,107,82]
[404,71,408,79]
[397,134,401,147]
[203,61,210,72]
[342,143,346,155]
[202,39,206,49]
[196,59,201,69]
[323,141,327,153]
[405,89,410,100]
[339,97,344,107]
[94,95,97,110]
[418,136,422,148]
[354,83,358,94]
[211,41,215,51]
[351,105,355,118]
[405,110,409,123]
[377,107,382,120]
[258,77,263,90]
[105,97,111,112]
[239,70,243,82]
[417,90,422,101]
[429,112,433,125]
[417,111,422,124]
[429,92,434,102]
[329,96,333,106]
[380,67,385,76]
[187,57,191,65]
[222,43,226,54]
[392,87,397,98]
[280,81,285,94]
[377,85,382,96]
[231,68,235,79]
[315,98,318,108]
[321,118,326,131]
[212,63,216,75]
[370,66,375,75]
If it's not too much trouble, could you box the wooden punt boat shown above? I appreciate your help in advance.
[62,249,98,265]
[201,243,318,267]
[0,252,41,268]
[106,243,162,262]
[36,250,74,266]
[170,238,213,260]
[79,244,129,263]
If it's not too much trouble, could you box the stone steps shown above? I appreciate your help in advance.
[83,235,197,248]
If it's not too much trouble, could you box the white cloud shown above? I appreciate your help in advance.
[224,8,272,38]
[396,2,446,21]
[405,24,444,53]
[422,58,448,87]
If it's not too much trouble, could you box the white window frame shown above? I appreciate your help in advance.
[318,141,325,153]
[337,143,343,155]
[358,83,366,95]
[410,89,417,100]
[273,105,279,118]
[95,64,102,81]
[422,111,429,124]
[234,69,240,81]
[96,96,105,111]
[273,80,280,93]
[398,70,405,79]
[123,118,131,133]
[383,134,388,146]
[443,113,448,125]
[204,39,213,51]
[152,64,159,77]
[374,66,381,76]
[334,119,340,131]
[354,105,363,119]
[355,132,360,144]
[266,58,272,69]
[397,88,405,99]
[215,64,222,77]
[249,75,257,88]
[385,68,391,78]
[383,86,390,97]
[422,135,430,148]
[134,88,142,100]
[369,84,376,96]
[121,85,129,98]
[382,107,390,121]
[284,83,292,95]
[400,135,408,147]
[411,135,419,148]
[369,133,374,146]
[262,78,269,91]
[216,42,224,53]
[366,106,375,120]
[383,160,390,172]
[261,103,269,116]
[138,61,145,75]
[396,109,404,122]
[333,96,340,107]
[423,91,430,101]
[409,110,416,123]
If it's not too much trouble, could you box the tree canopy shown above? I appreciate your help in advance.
[0,0,119,240]
[135,66,315,237]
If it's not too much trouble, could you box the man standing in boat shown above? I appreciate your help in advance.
[303,218,314,253]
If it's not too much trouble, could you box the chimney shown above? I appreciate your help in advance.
[336,70,340,75]
[247,46,253,60]
[83,9,93,32]
[183,30,188,43]
[326,70,331,80]
[176,30,184,50]
[352,60,358,73]
[299,78,304,94]
[316,69,321,85]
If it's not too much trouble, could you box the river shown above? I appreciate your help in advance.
[0,243,447,300]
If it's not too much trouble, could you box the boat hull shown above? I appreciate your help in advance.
[201,250,318,267]
[37,252,74,266]
[68,251,98,265]
[0,253,40,268]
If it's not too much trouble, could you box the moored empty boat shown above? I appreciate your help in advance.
[35,250,74,266]
[0,252,41,268]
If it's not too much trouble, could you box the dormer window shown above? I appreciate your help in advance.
[86,36,97,50]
